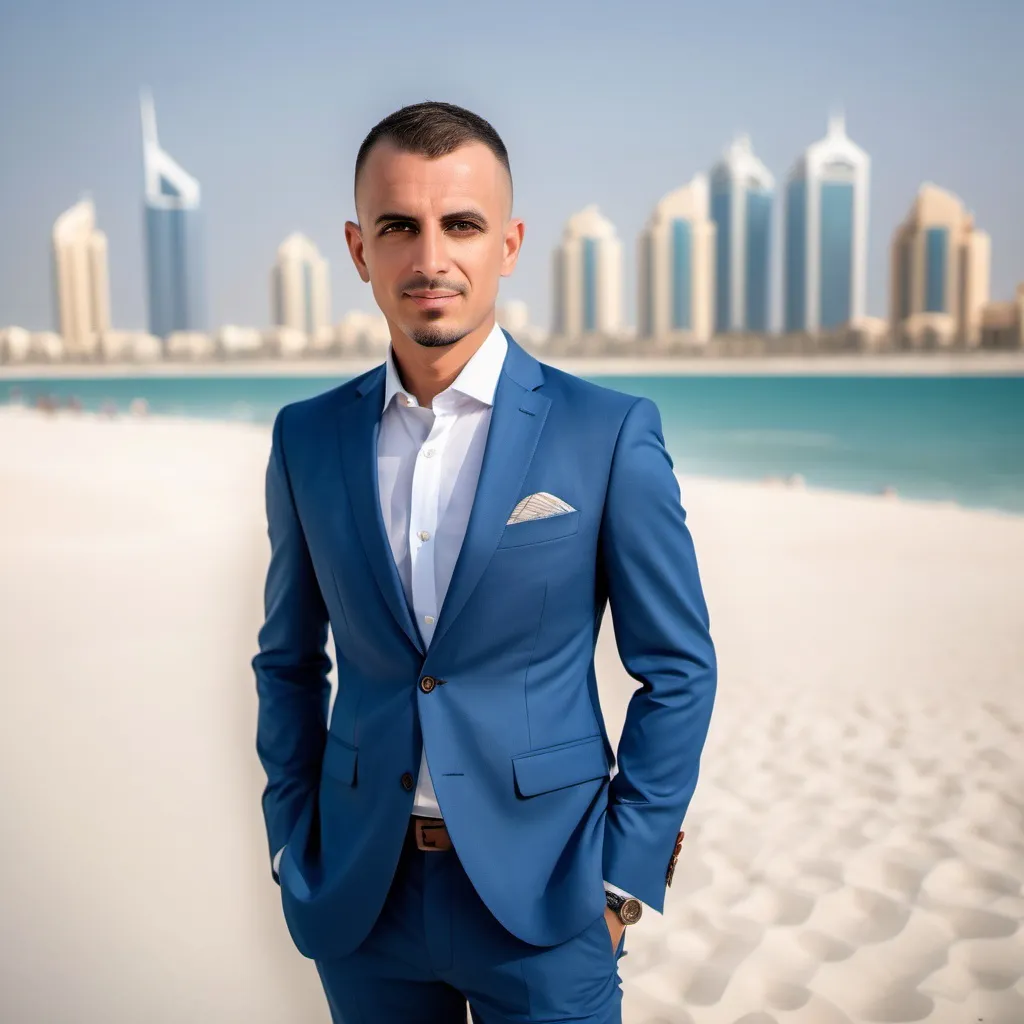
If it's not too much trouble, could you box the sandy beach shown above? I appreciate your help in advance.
[1,405,1021,1023]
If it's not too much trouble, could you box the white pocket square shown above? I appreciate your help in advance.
[506,492,576,525]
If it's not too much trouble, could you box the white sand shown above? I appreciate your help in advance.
[1,406,1022,1024]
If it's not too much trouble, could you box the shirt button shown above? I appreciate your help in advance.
[423,614,434,624]
[418,530,431,541]
[422,448,436,458]
[400,772,415,791]
[419,675,437,693]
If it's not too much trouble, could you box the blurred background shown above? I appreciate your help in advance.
[1,2,1022,1022]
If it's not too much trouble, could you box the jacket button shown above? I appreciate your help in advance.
[400,772,415,791]
[419,675,437,693]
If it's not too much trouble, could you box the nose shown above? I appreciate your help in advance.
[410,222,451,279]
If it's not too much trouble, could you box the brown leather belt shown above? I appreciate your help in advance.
[408,815,453,852]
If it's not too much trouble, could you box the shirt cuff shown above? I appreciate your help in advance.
[603,879,640,903]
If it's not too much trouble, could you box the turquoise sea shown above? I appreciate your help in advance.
[4,374,1024,515]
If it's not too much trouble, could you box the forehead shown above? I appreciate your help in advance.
[357,141,508,217]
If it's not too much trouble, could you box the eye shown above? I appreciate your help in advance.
[448,220,480,233]
[380,222,415,236]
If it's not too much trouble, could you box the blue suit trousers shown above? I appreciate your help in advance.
[315,822,628,1023]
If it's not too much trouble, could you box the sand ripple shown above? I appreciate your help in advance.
[603,476,1024,1023]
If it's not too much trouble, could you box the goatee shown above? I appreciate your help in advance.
[409,321,468,349]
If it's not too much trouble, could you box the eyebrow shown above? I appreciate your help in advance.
[374,208,490,229]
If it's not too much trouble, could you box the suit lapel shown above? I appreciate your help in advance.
[336,366,425,655]
[431,336,550,649]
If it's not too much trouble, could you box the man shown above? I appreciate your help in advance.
[253,101,717,1023]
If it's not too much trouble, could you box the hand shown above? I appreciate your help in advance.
[603,906,626,952]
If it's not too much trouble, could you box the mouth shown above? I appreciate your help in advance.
[403,290,461,311]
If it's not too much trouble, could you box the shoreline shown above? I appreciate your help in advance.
[3,350,1024,379]
[3,405,1021,521]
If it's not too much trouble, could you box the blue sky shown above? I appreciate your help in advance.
[1,0,1021,333]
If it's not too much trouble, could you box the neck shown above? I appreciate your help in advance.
[391,314,496,408]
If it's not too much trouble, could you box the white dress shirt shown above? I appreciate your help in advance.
[380,319,508,814]
[273,322,635,903]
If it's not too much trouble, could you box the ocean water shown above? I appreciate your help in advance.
[4,373,1024,515]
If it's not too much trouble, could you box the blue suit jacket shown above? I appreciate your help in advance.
[253,331,717,961]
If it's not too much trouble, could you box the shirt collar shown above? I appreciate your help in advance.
[383,320,508,412]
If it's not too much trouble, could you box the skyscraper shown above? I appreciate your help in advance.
[551,205,622,338]
[709,136,774,334]
[784,114,870,334]
[51,198,110,357]
[272,233,331,337]
[637,174,716,344]
[890,183,990,347]
[141,92,206,340]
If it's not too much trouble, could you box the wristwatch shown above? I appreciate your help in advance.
[604,889,643,925]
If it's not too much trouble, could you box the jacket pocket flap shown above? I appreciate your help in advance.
[512,734,608,797]
[321,734,358,785]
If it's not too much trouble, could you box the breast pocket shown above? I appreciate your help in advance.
[496,509,580,549]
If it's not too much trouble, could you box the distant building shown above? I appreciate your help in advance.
[979,284,1023,349]
[336,310,391,353]
[262,325,309,359]
[890,183,990,348]
[52,198,110,357]
[784,114,870,334]
[552,205,622,338]
[497,300,547,348]
[709,137,773,334]
[100,331,162,362]
[29,332,66,361]
[272,233,331,338]
[638,173,716,345]
[817,315,890,352]
[0,327,32,363]
[166,331,215,360]
[1,327,65,363]
[141,92,206,339]
[496,299,530,336]
[216,325,264,358]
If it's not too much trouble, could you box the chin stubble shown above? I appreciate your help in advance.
[408,319,469,349]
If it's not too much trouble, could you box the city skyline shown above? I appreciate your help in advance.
[42,105,1000,352]
[1,1,1022,336]
[30,107,1014,347]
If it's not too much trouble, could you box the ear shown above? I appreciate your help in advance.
[500,219,525,278]
[345,221,370,283]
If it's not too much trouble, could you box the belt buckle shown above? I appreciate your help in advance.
[414,818,451,852]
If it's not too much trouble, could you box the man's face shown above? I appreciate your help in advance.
[346,141,523,349]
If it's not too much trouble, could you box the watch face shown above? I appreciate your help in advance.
[620,898,643,925]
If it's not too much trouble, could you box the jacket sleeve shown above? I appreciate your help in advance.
[599,396,717,912]
[252,405,332,883]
